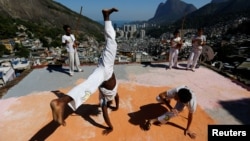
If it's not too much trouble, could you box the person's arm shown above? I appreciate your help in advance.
[201,36,206,46]
[113,93,119,111]
[107,93,119,111]
[201,40,206,46]
[62,36,68,46]
[73,40,79,48]
[177,37,183,50]
[158,92,173,110]
[186,112,193,131]
[170,38,175,47]
[102,104,113,131]
[71,34,78,48]
[191,37,196,44]
[62,42,67,46]
[185,112,196,139]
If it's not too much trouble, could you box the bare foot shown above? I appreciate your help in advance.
[144,120,151,131]
[185,130,196,139]
[102,8,118,20]
[102,127,113,135]
[50,99,66,126]
[188,132,196,139]
[102,8,118,15]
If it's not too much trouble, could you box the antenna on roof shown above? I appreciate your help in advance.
[74,6,83,39]
[180,12,186,39]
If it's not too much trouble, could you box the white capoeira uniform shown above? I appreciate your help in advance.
[99,82,118,106]
[67,21,117,110]
[156,85,197,123]
[169,36,181,68]
[62,34,81,75]
[186,35,206,69]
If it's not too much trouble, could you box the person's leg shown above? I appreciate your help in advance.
[68,52,75,75]
[145,100,185,130]
[173,49,179,67]
[191,50,202,70]
[196,55,202,68]
[70,8,117,110]
[101,8,118,80]
[74,51,82,72]
[102,8,118,21]
[50,95,73,126]
[144,117,158,130]
[67,67,105,110]
[145,111,177,130]
[186,51,194,69]
[168,48,174,69]
[50,67,105,126]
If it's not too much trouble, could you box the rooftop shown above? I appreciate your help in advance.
[0,62,249,141]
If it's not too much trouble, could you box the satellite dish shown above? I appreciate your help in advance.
[201,45,216,62]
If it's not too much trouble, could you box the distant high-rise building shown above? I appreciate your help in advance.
[123,25,130,32]
[130,25,137,33]
[140,30,146,39]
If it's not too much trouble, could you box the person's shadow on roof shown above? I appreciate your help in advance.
[219,98,250,124]
[128,103,185,131]
[29,90,106,141]
[141,62,188,71]
[29,90,73,141]
[141,62,167,68]
[46,64,69,75]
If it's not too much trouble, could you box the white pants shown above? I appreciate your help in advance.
[68,50,81,74]
[168,47,179,68]
[187,48,202,69]
[68,21,117,111]
[157,96,185,124]
[99,82,118,106]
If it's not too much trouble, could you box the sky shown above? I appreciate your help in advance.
[54,0,211,21]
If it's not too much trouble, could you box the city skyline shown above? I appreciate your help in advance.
[54,0,211,21]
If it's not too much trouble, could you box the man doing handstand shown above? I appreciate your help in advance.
[50,8,119,133]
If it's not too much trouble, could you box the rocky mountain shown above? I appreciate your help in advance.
[211,0,230,3]
[148,0,197,25]
[191,0,250,16]
[0,0,103,39]
[180,0,250,28]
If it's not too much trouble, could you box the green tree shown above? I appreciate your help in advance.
[40,37,49,47]
[14,43,21,51]
[0,44,6,56]
[15,47,30,58]
[0,44,11,56]
[50,40,61,47]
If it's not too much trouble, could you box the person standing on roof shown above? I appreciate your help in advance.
[62,24,83,76]
[168,29,183,69]
[186,28,206,71]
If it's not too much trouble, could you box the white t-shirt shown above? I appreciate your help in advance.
[62,34,76,53]
[166,85,197,113]
[192,35,206,50]
[171,37,181,48]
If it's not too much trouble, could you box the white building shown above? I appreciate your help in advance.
[140,29,146,39]
[0,62,16,87]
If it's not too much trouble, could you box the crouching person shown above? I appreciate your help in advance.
[145,85,197,139]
